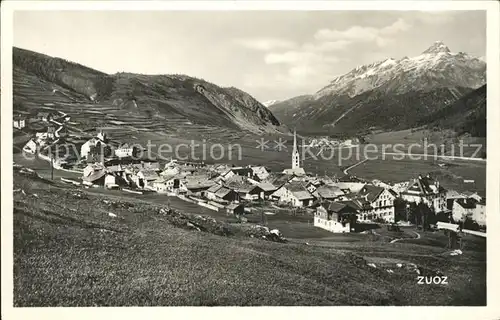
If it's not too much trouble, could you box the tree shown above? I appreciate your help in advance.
[394,198,408,222]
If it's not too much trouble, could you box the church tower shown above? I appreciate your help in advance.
[292,129,300,169]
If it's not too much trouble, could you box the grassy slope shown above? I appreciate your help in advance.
[13,170,486,306]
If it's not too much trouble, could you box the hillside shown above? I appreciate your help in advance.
[418,85,486,137]
[270,41,486,136]
[13,167,486,306]
[13,47,282,134]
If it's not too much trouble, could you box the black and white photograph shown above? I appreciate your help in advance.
[2,0,500,316]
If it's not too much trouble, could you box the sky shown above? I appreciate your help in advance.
[14,10,486,102]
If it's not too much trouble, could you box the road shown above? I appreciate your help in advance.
[343,158,368,175]
[381,152,486,162]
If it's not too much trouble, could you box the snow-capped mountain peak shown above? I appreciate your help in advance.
[262,99,281,107]
[314,41,485,99]
[422,40,451,54]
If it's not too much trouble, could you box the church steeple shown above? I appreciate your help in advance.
[292,129,300,169]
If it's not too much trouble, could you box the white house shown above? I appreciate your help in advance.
[23,139,38,154]
[152,175,188,194]
[114,144,136,158]
[13,117,26,129]
[80,138,107,159]
[271,182,314,207]
[104,174,119,189]
[134,170,160,189]
[400,174,447,212]
[314,201,357,233]
[451,198,486,226]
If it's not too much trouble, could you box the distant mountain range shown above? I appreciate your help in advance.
[13,47,283,134]
[262,99,281,108]
[270,41,486,137]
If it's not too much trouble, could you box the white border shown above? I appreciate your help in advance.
[2,1,499,319]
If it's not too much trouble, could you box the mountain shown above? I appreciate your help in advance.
[270,41,486,136]
[13,47,282,134]
[418,84,486,137]
[262,99,281,107]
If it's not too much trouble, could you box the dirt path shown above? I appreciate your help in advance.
[390,230,420,244]
[343,158,368,175]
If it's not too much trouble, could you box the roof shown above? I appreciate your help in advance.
[207,184,223,193]
[405,175,446,195]
[283,167,306,176]
[227,203,243,210]
[266,173,294,187]
[82,170,106,182]
[139,170,160,180]
[339,199,371,211]
[455,198,478,209]
[314,186,344,199]
[320,200,358,214]
[358,185,385,203]
[224,179,257,193]
[284,182,314,200]
[257,182,277,192]
[215,187,234,198]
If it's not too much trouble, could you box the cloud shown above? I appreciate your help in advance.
[314,18,411,47]
[233,37,296,51]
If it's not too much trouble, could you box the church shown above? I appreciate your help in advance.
[283,129,306,176]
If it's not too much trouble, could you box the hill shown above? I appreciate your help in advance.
[13,47,283,135]
[270,41,485,136]
[418,85,486,137]
[13,166,486,306]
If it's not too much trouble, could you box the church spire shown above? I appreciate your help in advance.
[292,129,300,169]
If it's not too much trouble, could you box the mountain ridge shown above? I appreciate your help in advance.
[13,47,283,135]
[270,41,486,136]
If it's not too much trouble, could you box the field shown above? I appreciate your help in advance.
[350,157,486,196]
[13,169,486,306]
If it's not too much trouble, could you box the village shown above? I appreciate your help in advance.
[14,110,487,237]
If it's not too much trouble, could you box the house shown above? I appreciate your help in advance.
[104,174,120,189]
[400,174,447,212]
[80,138,108,160]
[271,181,314,207]
[224,177,263,200]
[46,125,57,139]
[13,116,26,129]
[473,199,486,226]
[214,186,240,202]
[256,182,277,199]
[341,185,397,223]
[114,144,137,158]
[184,174,215,194]
[338,198,373,223]
[206,184,223,200]
[451,197,486,226]
[37,112,54,122]
[333,182,366,194]
[314,201,358,233]
[23,139,38,154]
[152,175,188,194]
[250,166,270,181]
[226,203,245,216]
[265,172,296,189]
[305,180,323,193]
[282,167,306,176]
[313,185,344,201]
[463,191,483,202]
[82,164,106,185]
[134,169,160,189]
